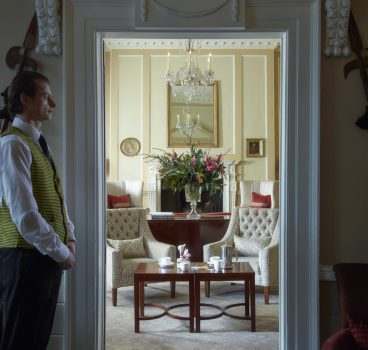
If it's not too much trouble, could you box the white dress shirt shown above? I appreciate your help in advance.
[0,117,75,262]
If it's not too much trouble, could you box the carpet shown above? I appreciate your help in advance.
[105,281,279,350]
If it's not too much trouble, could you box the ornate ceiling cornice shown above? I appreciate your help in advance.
[104,38,280,51]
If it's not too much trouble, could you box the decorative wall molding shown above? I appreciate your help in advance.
[35,0,62,55]
[134,0,245,30]
[140,0,147,22]
[104,38,281,51]
[324,0,351,57]
[149,0,230,19]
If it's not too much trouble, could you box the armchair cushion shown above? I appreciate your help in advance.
[348,316,368,349]
[251,192,271,208]
[107,180,143,207]
[108,194,132,209]
[107,236,146,259]
[240,180,279,208]
[234,234,270,257]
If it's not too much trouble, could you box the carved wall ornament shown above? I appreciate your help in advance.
[149,0,231,19]
[35,0,62,55]
[324,0,351,57]
[135,0,244,29]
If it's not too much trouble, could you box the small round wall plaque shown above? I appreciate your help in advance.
[120,137,141,157]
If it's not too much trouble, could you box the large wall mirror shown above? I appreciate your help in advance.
[168,81,218,147]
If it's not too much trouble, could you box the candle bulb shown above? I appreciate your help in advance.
[208,53,211,70]
[177,114,180,122]
[197,114,200,123]
[188,50,192,68]
[167,52,170,70]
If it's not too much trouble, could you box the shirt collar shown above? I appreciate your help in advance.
[12,116,41,143]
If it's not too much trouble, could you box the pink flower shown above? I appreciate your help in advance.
[182,249,191,260]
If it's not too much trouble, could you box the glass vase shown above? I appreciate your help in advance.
[185,184,201,219]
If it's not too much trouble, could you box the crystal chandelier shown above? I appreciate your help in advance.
[175,102,201,144]
[164,39,214,102]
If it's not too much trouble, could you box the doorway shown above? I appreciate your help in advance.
[67,2,320,349]
[103,37,281,348]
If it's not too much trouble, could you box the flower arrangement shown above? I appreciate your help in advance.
[178,244,191,261]
[145,145,226,196]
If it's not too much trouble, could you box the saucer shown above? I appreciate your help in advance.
[158,262,175,268]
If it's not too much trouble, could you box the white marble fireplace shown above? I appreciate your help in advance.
[146,160,238,213]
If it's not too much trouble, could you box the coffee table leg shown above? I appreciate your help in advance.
[134,277,140,333]
[139,281,145,316]
[205,281,210,297]
[250,278,256,332]
[195,279,201,332]
[245,280,250,317]
[189,279,194,332]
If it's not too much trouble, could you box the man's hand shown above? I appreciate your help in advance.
[58,245,75,270]
[67,240,76,256]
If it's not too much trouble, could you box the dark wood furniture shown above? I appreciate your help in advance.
[148,215,230,261]
[134,262,195,333]
[134,262,256,333]
[194,262,256,332]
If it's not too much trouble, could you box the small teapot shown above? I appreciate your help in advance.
[221,240,238,269]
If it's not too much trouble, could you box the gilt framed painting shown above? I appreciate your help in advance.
[246,138,264,157]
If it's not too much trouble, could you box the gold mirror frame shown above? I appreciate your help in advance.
[167,81,218,147]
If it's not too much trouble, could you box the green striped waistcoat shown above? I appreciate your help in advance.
[0,127,71,248]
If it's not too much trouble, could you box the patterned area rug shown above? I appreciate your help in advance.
[106,282,279,350]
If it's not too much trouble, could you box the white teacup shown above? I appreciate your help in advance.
[180,260,190,272]
[213,259,223,271]
[159,257,171,266]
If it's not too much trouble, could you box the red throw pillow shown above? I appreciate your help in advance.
[251,192,271,208]
[348,316,368,350]
[108,194,132,209]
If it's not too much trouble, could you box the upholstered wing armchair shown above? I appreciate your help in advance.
[321,263,368,350]
[203,207,280,304]
[240,180,279,208]
[106,208,176,306]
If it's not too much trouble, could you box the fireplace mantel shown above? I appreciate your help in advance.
[147,160,238,213]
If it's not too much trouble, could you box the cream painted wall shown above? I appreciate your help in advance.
[117,56,143,180]
[106,47,277,206]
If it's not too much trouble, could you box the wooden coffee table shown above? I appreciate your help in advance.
[134,262,195,332]
[134,262,256,333]
[194,262,256,332]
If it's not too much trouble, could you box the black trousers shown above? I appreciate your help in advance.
[0,248,62,350]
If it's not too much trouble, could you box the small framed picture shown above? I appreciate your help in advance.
[246,138,264,157]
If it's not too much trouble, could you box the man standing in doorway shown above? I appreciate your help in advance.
[0,71,76,350]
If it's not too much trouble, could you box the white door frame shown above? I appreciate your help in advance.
[66,1,319,349]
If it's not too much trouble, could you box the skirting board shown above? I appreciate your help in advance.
[319,265,335,281]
